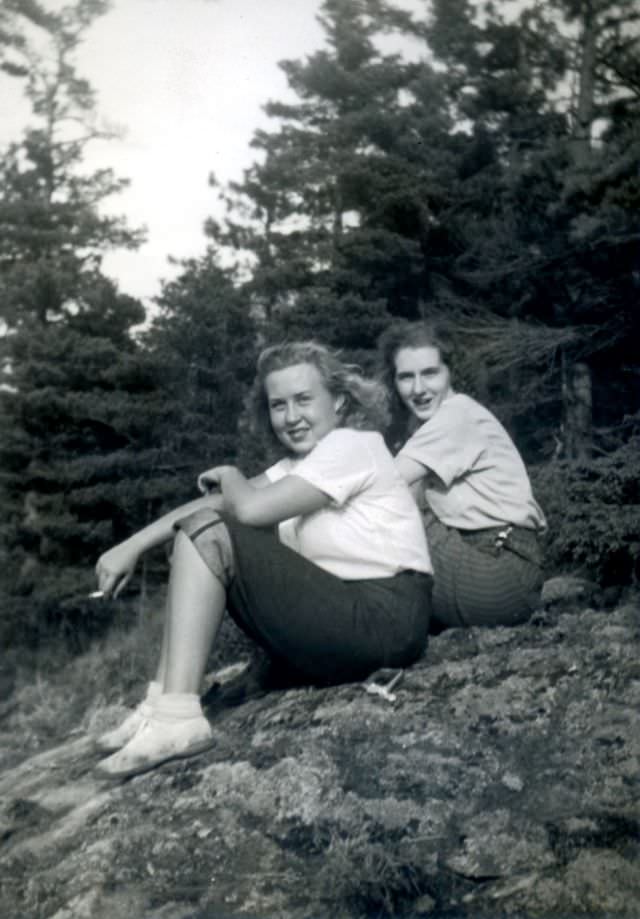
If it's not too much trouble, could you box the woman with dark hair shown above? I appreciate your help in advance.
[377,320,546,632]
[94,341,432,778]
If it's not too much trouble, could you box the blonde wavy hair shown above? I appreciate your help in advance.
[247,340,390,453]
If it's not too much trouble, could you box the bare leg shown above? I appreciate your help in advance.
[154,592,171,687]
[97,531,221,777]
[98,529,223,754]
[162,530,226,694]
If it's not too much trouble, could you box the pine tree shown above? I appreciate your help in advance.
[207,0,457,354]
[145,252,259,488]
[420,0,640,460]
[0,0,52,77]
[0,1,151,646]
[0,286,161,646]
[0,1,141,335]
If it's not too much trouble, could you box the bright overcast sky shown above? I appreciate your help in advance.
[3,0,424,307]
[2,0,326,305]
[86,0,328,305]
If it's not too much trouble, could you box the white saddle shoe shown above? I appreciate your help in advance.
[96,713,214,779]
[95,700,153,753]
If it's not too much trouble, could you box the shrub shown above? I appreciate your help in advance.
[531,438,640,586]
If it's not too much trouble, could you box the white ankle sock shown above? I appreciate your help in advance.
[146,680,163,702]
[153,692,203,722]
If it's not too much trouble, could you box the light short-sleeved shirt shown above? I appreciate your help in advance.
[266,428,432,580]
[398,393,547,531]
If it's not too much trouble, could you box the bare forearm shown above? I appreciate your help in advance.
[97,492,227,597]
[218,469,256,522]
[129,492,226,554]
[196,464,327,528]
[218,467,328,526]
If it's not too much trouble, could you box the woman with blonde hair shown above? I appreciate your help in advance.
[94,341,432,778]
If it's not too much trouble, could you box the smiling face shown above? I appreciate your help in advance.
[393,345,453,423]
[265,362,344,456]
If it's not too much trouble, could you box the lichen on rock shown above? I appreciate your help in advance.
[1,597,639,918]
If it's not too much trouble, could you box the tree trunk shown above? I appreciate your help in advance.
[571,1,598,169]
[562,352,593,461]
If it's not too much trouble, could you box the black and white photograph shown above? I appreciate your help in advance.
[1,1,638,917]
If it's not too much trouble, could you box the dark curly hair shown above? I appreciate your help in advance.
[247,340,390,455]
[376,320,456,450]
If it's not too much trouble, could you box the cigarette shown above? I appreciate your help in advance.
[87,590,105,599]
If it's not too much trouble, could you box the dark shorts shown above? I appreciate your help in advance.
[424,515,544,629]
[175,509,432,684]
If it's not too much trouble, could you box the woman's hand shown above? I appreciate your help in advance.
[197,465,235,495]
[95,537,143,598]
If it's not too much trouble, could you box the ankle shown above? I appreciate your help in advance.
[153,692,203,722]
[146,680,163,702]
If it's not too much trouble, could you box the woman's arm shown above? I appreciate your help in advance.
[204,466,329,528]
[199,468,269,494]
[96,491,226,597]
[395,454,428,488]
[96,471,270,597]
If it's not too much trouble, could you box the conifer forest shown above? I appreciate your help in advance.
[1,0,639,652]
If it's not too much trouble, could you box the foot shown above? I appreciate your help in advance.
[95,700,153,753]
[96,714,214,779]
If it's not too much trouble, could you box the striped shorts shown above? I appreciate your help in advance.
[424,515,544,629]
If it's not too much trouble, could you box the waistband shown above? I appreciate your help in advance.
[457,524,542,565]
[457,523,539,541]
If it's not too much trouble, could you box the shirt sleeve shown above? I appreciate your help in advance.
[289,429,375,506]
[398,398,485,487]
[264,458,292,483]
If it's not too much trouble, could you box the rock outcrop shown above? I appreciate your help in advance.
[1,599,639,918]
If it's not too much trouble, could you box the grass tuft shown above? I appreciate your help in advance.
[316,823,428,918]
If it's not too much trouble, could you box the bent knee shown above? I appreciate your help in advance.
[174,510,234,587]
